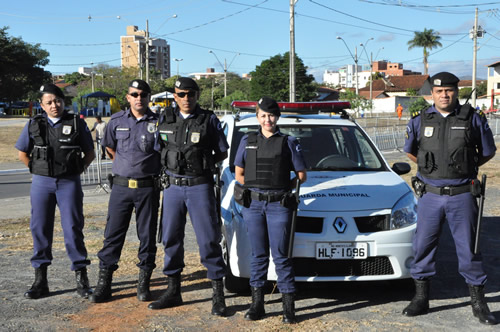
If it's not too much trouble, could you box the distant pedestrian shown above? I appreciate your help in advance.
[15,83,95,299]
[90,115,107,159]
[397,103,403,120]
[89,79,161,303]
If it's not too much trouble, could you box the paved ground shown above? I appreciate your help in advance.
[0,151,499,331]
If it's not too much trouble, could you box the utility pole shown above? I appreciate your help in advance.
[354,46,359,96]
[223,58,227,98]
[289,0,297,102]
[145,20,150,83]
[370,52,373,114]
[472,7,478,107]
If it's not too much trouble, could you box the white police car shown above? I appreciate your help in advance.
[219,101,417,293]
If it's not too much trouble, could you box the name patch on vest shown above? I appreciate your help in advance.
[62,125,72,135]
[450,126,466,130]
[116,127,130,131]
[191,132,200,143]
[159,130,174,134]
[246,145,258,150]
[424,126,434,137]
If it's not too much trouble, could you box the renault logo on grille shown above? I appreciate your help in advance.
[333,217,347,233]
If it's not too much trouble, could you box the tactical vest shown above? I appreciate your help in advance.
[244,132,292,190]
[417,105,478,179]
[29,113,84,177]
[157,107,215,176]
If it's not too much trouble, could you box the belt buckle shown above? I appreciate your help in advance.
[128,179,138,189]
[441,186,451,195]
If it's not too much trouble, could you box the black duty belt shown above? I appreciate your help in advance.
[169,175,212,187]
[250,191,285,203]
[113,175,155,189]
[425,183,470,196]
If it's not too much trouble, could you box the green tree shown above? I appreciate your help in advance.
[407,28,442,75]
[477,81,487,97]
[339,89,371,116]
[63,72,88,85]
[0,27,51,102]
[458,87,473,100]
[406,88,418,96]
[408,97,430,116]
[249,52,316,101]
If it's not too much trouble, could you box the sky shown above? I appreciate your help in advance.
[3,0,500,82]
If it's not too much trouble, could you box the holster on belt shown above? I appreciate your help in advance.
[411,176,425,198]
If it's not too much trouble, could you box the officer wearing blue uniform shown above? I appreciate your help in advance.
[402,72,497,325]
[234,97,307,324]
[89,79,161,303]
[148,77,229,317]
[15,83,95,299]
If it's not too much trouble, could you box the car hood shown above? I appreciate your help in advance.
[299,171,411,211]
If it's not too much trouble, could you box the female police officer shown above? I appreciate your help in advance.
[15,83,95,299]
[234,97,307,324]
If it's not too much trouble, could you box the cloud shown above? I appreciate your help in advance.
[377,34,395,42]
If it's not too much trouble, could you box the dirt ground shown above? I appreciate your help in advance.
[0,118,499,331]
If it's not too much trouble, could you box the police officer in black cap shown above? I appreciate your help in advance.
[233,96,307,324]
[403,72,497,325]
[89,79,161,303]
[15,83,95,299]
[149,77,229,316]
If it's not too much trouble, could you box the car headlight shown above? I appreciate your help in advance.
[391,191,417,229]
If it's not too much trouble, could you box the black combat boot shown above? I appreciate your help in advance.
[137,269,153,301]
[89,268,113,303]
[24,266,49,299]
[75,267,92,298]
[282,292,297,324]
[402,279,429,316]
[211,278,227,316]
[148,273,183,310]
[244,287,265,321]
[468,284,498,325]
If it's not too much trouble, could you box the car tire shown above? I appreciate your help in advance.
[221,238,250,294]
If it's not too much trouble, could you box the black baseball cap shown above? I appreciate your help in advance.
[429,72,460,88]
[257,96,281,116]
[39,84,64,99]
[129,79,151,93]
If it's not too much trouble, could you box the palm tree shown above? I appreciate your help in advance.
[407,28,442,75]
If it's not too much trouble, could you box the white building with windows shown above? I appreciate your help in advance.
[323,65,371,90]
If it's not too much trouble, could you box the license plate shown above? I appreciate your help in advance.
[316,242,367,260]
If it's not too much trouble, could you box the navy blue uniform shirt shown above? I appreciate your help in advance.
[403,105,496,187]
[102,108,160,178]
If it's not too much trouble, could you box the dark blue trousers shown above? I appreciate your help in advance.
[161,182,226,280]
[411,191,487,285]
[243,200,296,294]
[97,184,159,271]
[30,175,90,271]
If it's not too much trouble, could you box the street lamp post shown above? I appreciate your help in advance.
[173,58,183,77]
[127,45,142,79]
[360,37,374,111]
[209,50,240,98]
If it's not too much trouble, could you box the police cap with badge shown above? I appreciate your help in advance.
[129,79,151,93]
[39,84,65,99]
[430,72,460,88]
[257,96,281,116]
[167,77,200,92]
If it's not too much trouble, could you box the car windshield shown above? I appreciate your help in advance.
[230,124,385,172]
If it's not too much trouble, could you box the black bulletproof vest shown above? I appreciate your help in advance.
[417,105,478,179]
[157,107,215,176]
[244,132,292,190]
[29,113,84,177]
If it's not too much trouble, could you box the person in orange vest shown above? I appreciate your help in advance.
[397,103,403,120]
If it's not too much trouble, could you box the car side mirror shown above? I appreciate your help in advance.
[392,162,411,175]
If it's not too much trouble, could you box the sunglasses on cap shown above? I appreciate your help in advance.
[128,92,149,98]
[176,91,197,98]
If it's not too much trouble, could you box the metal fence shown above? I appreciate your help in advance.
[81,115,500,186]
